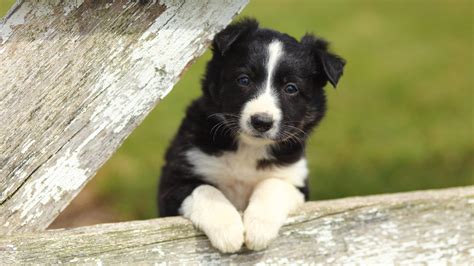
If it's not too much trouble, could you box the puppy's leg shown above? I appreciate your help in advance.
[180,185,244,253]
[244,178,304,250]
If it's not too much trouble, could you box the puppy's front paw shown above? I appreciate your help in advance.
[205,210,244,253]
[243,210,281,251]
[181,185,244,253]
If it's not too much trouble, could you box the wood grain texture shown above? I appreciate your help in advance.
[0,0,248,235]
[1,186,473,264]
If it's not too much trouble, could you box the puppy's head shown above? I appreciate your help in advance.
[203,18,345,145]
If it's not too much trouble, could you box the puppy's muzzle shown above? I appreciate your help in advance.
[250,113,274,133]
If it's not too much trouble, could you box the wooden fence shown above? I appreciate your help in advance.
[0,1,472,264]
[2,187,473,264]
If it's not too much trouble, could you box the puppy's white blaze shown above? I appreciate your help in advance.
[240,40,284,140]
[180,185,244,253]
[264,41,284,94]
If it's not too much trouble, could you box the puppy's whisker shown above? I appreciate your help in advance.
[228,125,241,137]
[283,124,308,138]
[207,113,241,120]
[223,122,237,136]
[209,117,242,141]
[278,129,304,149]
[285,129,304,146]
[215,123,229,142]
[209,123,221,138]
[280,126,307,146]
[210,121,227,142]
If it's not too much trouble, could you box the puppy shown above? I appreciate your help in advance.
[158,18,345,253]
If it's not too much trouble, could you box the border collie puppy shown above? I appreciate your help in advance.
[158,18,345,253]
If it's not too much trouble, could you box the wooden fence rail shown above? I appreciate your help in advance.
[1,186,473,264]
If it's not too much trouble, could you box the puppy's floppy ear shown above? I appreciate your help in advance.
[213,18,259,56]
[301,34,346,88]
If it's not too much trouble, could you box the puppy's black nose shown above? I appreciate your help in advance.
[250,113,274,133]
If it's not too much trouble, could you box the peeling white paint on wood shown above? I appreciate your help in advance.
[0,187,473,264]
[20,139,35,154]
[0,0,248,235]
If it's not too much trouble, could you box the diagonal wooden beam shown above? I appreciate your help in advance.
[0,0,248,235]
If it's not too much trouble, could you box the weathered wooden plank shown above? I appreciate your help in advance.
[0,0,248,235]
[1,187,473,264]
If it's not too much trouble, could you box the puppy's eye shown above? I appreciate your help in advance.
[236,74,251,86]
[283,83,299,94]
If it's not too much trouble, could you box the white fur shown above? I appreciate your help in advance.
[244,178,304,250]
[179,185,244,253]
[240,41,284,141]
[186,143,307,211]
[181,40,307,252]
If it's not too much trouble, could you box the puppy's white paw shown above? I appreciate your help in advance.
[180,185,244,253]
[205,209,244,253]
[244,210,281,251]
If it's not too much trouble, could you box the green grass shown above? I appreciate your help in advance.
[2,1,473,220]
[0,0,15,17]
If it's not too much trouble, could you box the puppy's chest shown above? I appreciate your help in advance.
[186,145,308,210]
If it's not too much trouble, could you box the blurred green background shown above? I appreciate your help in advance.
[2,0,473,225]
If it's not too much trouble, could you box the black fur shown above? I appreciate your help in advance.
[158,18,345,217]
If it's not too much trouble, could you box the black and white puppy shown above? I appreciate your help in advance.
[158,18,345,253]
